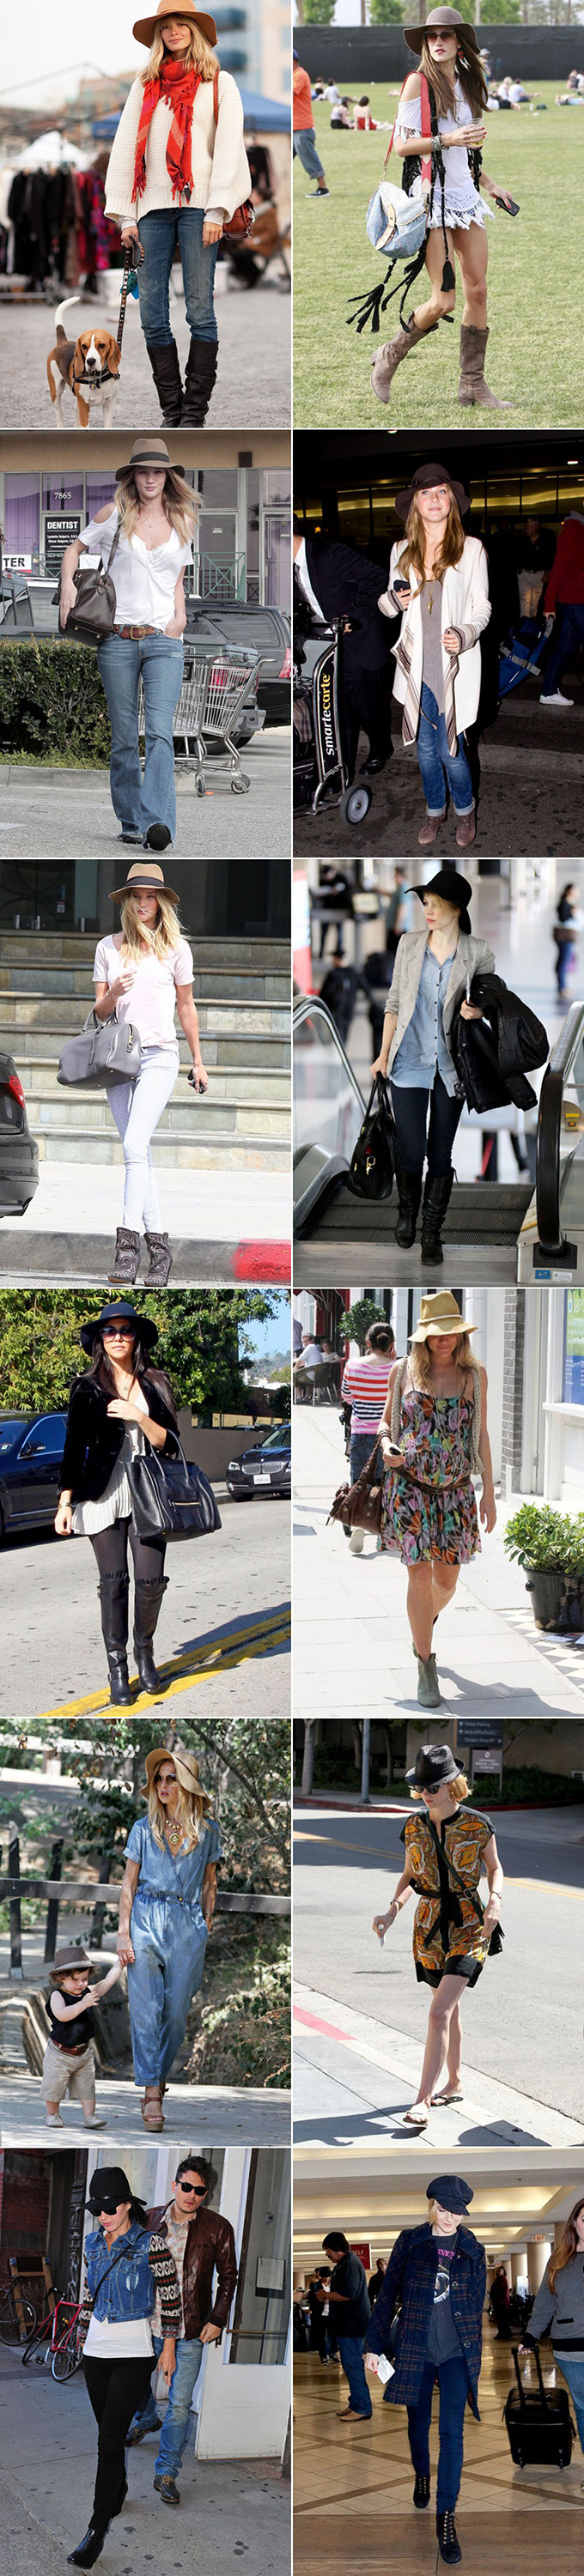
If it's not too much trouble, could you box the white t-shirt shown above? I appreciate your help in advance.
[79,507,192,634]
[94,930,194,1052]
[83,2314,154,2358]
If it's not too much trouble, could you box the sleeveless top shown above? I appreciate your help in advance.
[390,1353,482,1472]
[47,1989,94,2050]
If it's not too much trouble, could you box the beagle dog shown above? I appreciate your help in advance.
[46,297,121,429]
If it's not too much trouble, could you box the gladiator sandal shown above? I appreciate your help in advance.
[107,1227,141,1285]
[98,1572,132,1706]
[133,1575,169,1696]
[145,338,183,425]
[181,338,219,427]
[394,1166,423,1250]
[421,1172,454,1265]
[143,1229,173,1288]
[370,316,438,405]
[141,2086,165,2131]
[458,322,510,409]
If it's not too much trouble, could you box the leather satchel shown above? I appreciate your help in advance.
[212,68,255,237]
[347,1074,396,1201]
[53,521,121,643]
[128,1439,222,1543]
[57,1009,143,1088]
[328,1438,386,1537]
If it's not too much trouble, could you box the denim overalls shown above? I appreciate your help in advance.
[125,1815,222,2088]
[85,2220,156,2323]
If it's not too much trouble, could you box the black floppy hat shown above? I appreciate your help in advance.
[395,460,471,522]
[405,1743,460,1791]
[411,866,473,936]
[79,1300,159,1356]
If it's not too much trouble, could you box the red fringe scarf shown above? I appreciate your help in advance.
[133,56,204,203]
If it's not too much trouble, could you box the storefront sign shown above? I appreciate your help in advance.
[350,2241,371,2268]
[44,515,82,573]
[3,553,33,572]
[456,1722,503,1749]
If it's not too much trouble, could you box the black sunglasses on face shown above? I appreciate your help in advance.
[178,2182,206,2196]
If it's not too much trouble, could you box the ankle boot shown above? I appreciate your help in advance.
[98,1572,132,1706]
[421,1172,453,1264]
[395,1166,423,1250]
[370,316,437,404]
[133,1575,168,1695]
[458,321,510,410]
[67,2524,107,2569]
[107,1227,141,1286]
[181,336,218,426]
[436,2509,462,2566]
[416,1652,442,1711]
[413,2471,431,2509]
[143,1229,173,1287]
[146,337,183,424]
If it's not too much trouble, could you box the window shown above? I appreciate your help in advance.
[3,473,40,565]
[19,1416,66,1458]
[563,1293,584,1405]
[229,2150,289,2365]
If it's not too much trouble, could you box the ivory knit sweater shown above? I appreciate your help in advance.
[105,70,251,226]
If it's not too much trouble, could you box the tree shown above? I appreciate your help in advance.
[338,1298,385,1351]
[2,1717,290,1888]
[482,0,520,18]
[301,0,337,20]
[0,1288,287,1420]
[368,0,405,21]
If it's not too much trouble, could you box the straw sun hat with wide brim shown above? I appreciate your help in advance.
[411,1291,478,1343]
[144,1743,213,1808]
[403,6,480,58]
[132,0,217,48]
[109,859,180,906]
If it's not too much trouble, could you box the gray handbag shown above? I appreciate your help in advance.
[58,1009,143,1089]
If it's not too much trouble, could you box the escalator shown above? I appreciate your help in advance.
[294,995,584,1288]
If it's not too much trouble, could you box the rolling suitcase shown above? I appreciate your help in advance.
[504,2343,575,2467]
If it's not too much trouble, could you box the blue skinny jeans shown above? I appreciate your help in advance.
[97,632,184,839]
[417,683,474,818]
[555,2351,584,2457]
[137,208,218,346]
[129,2333,205,2477]
[407,2355,469,2513]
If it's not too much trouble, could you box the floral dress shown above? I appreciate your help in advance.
[380,1378,480,1566]
[402,1806,495,1988]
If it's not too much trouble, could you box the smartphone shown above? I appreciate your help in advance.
[492,191,520,215]
[393,576,411,594]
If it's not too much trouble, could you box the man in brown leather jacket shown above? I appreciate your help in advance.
[126,2153,238,2508]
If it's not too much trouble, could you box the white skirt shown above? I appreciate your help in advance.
[428,182,494,232]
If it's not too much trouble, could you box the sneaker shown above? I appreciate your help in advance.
[307,185,330,196]
[349,1527,364,1554]
[46,2112,64,2127]
[82,2112,107,2128]
[540,689,574,706]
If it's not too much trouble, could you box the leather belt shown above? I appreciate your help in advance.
[114,623,157,639]
[50,2037,88,2053]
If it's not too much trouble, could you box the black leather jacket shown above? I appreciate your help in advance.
[450,972,549,1113]
[60,1370,179,1505]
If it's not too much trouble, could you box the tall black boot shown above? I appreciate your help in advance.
[133,1575,169,1695]
[395,1165,423,1250]
[67,2523,108,2568]
[98,1572,132,1706]
[181,337,218,427]
[421,1172,453,1265]
[145,338,183,425]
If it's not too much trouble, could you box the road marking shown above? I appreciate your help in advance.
[36,1606,291,1718]
[294,1831,584,1895]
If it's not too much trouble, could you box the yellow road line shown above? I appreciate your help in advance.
[36,1609,291,1720]
[294,1833,584,1897]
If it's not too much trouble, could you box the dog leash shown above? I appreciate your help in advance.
[117,241,144,354]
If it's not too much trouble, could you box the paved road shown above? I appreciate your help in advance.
[293,1804,584,2130]
[0,276,291,428]
[0,733,291,858]
[0,1497,290,1718]
[0,2065,289,2149]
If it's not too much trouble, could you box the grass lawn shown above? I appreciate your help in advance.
[294,82,583,427]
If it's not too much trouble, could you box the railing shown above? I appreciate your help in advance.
[0,1828,290,1979]
[535,1000,584,1260]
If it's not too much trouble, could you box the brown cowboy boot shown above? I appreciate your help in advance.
[458,323,510,409]
[370,316,437,404]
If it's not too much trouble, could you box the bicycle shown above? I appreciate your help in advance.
[0,2280,37,2344]
[21,2291,82,2379]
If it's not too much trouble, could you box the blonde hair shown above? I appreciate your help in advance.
[119,890,183,962]
[398,491,465,591]
[116,467,198,553]
[148,1773,207,1850]
[142,22,217,83]
[409,1332,478,1394]
[420,32,488,122]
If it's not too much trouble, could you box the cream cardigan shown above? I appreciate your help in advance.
[105,70,251,227]
[379,536,491,747]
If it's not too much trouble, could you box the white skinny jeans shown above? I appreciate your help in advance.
[106,1046,179,1229]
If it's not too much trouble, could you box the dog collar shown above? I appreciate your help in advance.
[76,364,114,389]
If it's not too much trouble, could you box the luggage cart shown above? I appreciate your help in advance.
[174,645,260,794]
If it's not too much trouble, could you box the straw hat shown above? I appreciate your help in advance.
[115,434,186,482]
[403,7,480,58]
[109,859,180,907]
[144,1742,212,1807]
[132,0,217,49]
[411,1291,477,1343]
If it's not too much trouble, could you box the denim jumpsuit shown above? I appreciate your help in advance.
[125,1815,222,2088]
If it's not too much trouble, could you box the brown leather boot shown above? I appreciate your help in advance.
[370,316,437,404]
[107,1227,141,1284]
[418,812,446,848]
[458,323,510,409]
[143,1229,173,1287]
[456,809,476,849]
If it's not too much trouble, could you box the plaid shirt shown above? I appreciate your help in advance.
[365,2223,486,2415]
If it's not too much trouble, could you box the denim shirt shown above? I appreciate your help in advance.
[392,945,460,1097]
[85,2220,155,2323]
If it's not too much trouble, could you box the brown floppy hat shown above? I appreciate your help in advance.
[395,460,471,522]
[403,6,480,57]
[115,433,186,482]
[132,0,217,48]
[109,859,180,906]
[144,1742,212,1806]
[53,1945,94,1973]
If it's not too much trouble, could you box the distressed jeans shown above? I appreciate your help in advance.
[129,2333,205,2476]
[417,683,474,818]
[105,1045,179,1228]
[137,207,218,347]
[407,2355,469,2513]
[97,632,184,839]
[127,1890,208,2088]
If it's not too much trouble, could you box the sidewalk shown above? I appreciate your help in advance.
[294,1979,584,2151]
[293,1408,584,1718]
[0,274,291,429]
[0,1161,290,1285]
[0,731,290,858]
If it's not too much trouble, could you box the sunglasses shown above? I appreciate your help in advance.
[178,2182,207,2196]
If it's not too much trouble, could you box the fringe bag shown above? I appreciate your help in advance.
[348,71,474,338]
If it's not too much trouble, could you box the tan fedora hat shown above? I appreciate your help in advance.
[411,1290,478,1344]
[132,0,217,49]
[109,859,180,906]
[115,433,186,482]
[404,5,480,56]
[144,1742,212,1806]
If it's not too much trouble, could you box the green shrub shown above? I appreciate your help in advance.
[504,1503,584,1580]
[0,641,111,765]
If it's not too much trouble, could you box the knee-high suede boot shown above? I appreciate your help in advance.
[395,1166,423,1250]
[133,1575,169,1695]
[421,1172,453,1264]
[458,322,510,410]
[370,317,438,405]
[98,1573,132,1705]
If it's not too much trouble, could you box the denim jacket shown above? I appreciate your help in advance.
[85,2221,156,2323]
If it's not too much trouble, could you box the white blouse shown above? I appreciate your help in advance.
[93,930,194,1052]
[79,506,192,633]
[394,81,492,226]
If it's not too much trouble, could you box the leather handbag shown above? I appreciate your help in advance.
[53,521,121,643]
[328,1438,386,1538]
[57,1010,143,1089]
[347,1073,396,1201]
[212,67,255,237]
[127,1439,222,1543]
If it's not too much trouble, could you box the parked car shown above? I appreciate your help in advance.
[0,1057,39,1215]
[0,1412,67,1538]
[186,599,291,725]
[226,1419,291,1500]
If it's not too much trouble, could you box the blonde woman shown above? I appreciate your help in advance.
[376,1290,496,1706]
[373,1743,503,2131]
[371,868,494,1260]
[116,1742,221,2128]
[371,3,514,409]
[59,434,197,852]
[91,858,208,1287]
[378,464,490,849]
[105,0,251,424]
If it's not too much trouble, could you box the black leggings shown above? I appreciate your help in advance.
[89,1517,166,1583]
[391,1075,463,1179]
[83,2353,155,2531]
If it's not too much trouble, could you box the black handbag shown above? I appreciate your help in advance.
[53,521,121,643]
[347,1073,396,1200]
[128,1438,222,1544]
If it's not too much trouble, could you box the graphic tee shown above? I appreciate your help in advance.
[426,2234,464,2365]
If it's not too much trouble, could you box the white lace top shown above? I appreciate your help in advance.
[394,80,493,229]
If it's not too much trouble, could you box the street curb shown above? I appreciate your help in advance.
[0,1233,290,1285]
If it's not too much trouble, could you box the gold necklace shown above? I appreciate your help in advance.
[165,1815,183,1849]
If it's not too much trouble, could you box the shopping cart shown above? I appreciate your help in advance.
[174,644,260,794]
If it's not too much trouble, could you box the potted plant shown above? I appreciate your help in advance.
[503,1504,584,1631]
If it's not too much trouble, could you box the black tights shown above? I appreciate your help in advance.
[90,1517,166,1584]
[83,2355,155,2531]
